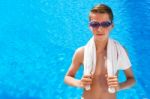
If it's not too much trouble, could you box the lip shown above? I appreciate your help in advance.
[96,34,104,36]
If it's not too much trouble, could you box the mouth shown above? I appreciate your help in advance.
[96,34,104,36]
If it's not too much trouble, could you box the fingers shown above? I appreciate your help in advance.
[106,75,120,91]
[107,76,118,82]
[80,74,93,87]
[108,82,119,87]
[83,75,93,79]
[82,77,92,82]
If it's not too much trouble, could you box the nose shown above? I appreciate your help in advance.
[97,26,103,32]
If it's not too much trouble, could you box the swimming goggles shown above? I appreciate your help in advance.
[89,21,112,28]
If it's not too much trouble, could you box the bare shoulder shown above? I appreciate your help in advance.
[65,46,84,76]
[75,46,84,57]
[73,46,84,64]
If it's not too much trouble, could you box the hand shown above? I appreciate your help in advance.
[106,75,120,91]
[79,75,93,88]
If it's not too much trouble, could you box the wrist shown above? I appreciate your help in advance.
[76,80,81,88]
[77,80,83,88]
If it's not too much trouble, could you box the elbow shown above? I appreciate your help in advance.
[127,76,136,86]
[133,77,136,85]
[64,75,71,84]
[131,78,136,88]
[131,76,136,84]
[64,75,67,84]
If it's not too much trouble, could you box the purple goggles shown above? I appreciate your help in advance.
[89,21,112,28]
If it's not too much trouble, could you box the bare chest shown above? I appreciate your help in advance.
[94,53,107,76]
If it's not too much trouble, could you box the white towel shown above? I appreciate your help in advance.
[83,37,131,92]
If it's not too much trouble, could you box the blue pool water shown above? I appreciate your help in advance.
[0,0,150,99]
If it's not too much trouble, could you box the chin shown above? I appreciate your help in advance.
[94,36,106,41]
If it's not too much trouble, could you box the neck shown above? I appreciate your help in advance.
[94,37,108,53]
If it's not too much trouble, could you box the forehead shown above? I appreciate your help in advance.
[90,13,110,22]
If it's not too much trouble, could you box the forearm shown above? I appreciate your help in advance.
[64,76,81,88]
[119,77,135,90]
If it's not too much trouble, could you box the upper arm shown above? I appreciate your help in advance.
[65,47,84,77]
[124,67,135,79]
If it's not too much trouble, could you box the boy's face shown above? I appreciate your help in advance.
[89,12,114,41]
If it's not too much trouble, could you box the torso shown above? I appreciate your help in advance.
[82,49,117,99]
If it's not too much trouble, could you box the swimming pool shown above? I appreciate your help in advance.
[0,0,150,99]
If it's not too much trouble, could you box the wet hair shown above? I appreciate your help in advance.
[89,4,113,22]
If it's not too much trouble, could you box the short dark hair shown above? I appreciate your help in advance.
[89,4,113,22]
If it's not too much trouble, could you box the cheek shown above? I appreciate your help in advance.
[105,27,112,33]
[104,29,109,33]
[90,28,97,33]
